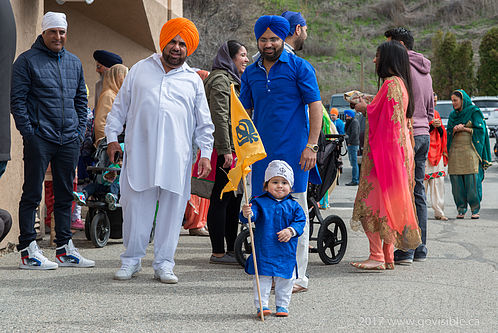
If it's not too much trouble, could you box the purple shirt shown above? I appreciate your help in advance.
[408,50,434,137]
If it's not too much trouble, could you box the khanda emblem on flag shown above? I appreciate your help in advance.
[236,119,259,146]
[220,84,267,198]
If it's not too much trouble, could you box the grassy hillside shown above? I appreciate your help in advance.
[185,0,498,105]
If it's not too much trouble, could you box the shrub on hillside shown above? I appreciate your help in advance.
[477,27,498,95]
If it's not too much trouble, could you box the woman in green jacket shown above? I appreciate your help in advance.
[204,40,249,264]
[447,89,492,219]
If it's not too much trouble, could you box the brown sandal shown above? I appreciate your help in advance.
[456,214,465,219]
[471,214,480,219]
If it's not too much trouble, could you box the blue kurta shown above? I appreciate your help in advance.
[239,192,306,279]
[239,51,321,196]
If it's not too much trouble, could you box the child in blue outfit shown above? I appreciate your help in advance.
[240,160,306,318]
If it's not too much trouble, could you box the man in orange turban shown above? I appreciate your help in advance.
[106,17,214,284]
[159,17,199,56]
[329,108,345,134]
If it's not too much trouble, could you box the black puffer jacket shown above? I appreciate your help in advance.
[11,35,87,145]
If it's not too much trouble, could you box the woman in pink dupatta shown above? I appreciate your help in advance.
[350,41,421,270]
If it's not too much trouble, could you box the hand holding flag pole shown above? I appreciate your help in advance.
[221,85,267,321]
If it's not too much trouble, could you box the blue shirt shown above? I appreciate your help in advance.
[333,118,345,135]
[240,51,321,196]
[239,192,306,279]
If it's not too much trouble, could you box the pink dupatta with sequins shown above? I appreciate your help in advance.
[351,77,421,250]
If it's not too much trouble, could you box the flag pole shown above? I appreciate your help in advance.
[242,178,264,321]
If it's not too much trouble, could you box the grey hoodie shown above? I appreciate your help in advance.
[408,50,434,136]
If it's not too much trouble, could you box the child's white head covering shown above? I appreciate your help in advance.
[42,12,67,32]
[264,160,294,187]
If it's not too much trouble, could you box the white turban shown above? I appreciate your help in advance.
[42,12,67,32]
[264,160,294,187]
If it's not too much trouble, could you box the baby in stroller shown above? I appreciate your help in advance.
[73,142,124,211]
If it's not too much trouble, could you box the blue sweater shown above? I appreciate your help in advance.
[239,192,306,279]
[11,35,87,145]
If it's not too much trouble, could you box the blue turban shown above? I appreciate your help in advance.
[254,15,290,41]
[344,109,356,118]
[93,50,122,68]
[281,11,306,35]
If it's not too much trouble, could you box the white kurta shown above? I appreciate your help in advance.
[105,54,214,195]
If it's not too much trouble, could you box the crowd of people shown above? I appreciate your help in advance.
[0,4,493,319]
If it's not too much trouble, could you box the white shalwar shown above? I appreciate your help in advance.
[254,273,295,309]
[105,54,214,272]
[424,158,446,218]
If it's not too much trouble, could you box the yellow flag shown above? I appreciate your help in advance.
[221,84,266,197]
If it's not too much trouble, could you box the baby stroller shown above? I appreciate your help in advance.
[83,138,124,248]
[234,134,348,266]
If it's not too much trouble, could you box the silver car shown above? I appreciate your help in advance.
[434,100,453,128]
[471,96,498,120]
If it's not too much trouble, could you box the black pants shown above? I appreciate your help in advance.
[0,209,12,243]
[207,155,243,253]
[17,135,79,250]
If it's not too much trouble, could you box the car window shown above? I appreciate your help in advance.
[435,103,453,118]
[330,95,349,108]
[473,100,498,108]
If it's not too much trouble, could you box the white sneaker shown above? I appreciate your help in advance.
[154,268,178,284]
[19,240,58,270]
[56,240,95,267]
[114,263,142,280]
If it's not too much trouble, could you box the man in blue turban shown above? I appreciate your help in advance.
[93,50,123,107]
[240,15,322,295]
[281,11,308,52]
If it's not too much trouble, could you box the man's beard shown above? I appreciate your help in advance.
[162,50,186,68]
[259,42,284,62]
[294,36,305,51]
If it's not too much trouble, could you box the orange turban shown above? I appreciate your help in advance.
[159,17,199,56]
[330,108,339,116]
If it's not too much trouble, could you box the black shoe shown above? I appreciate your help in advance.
[345,182,359,186]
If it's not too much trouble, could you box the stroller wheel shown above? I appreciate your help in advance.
[317,215,347,265]
[90,211,110,248]
[84,209,95,241]
[234,227,252,268]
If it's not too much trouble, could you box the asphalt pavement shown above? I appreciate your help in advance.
[1,141,497,332]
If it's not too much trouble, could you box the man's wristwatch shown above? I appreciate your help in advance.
[306,143,319,153]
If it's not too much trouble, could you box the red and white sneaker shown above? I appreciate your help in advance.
[56,240,95,268]
[19,241,58,270]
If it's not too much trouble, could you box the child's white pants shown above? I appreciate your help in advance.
[253,275,294,309]
[424,159,446,218]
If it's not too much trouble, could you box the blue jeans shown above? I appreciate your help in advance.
[347,145,359,184]
[17,135,80,250]
[399,135,429,258]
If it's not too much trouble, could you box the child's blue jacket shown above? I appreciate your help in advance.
[239,192,306,279]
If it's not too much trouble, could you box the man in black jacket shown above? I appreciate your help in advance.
[344,109,360,186]
[11,12,94,269]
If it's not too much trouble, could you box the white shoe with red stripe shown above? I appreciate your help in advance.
[19,241,58,270]
[56,240,95,268]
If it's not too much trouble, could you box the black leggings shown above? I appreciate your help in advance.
[0,209,12,243]
[207,155,243,253]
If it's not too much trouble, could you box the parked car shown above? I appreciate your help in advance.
[434,100,453,128]
[486,111,498,138]
[330,93,350,121]
[471,96,498,120]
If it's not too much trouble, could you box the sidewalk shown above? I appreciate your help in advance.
[1,158,497,332]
